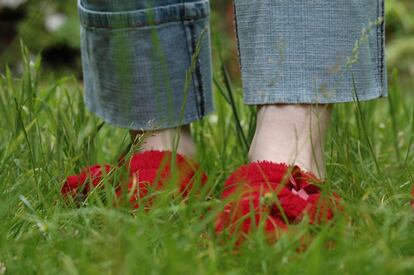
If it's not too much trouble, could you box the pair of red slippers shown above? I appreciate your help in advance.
[61,150,342,242]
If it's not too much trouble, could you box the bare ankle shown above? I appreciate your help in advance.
[248,104,332,178]
[129,125,196,159]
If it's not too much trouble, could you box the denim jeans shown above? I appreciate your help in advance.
[79,0,387,131]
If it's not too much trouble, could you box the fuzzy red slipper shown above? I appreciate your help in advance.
[61,151,207,208]
[215,162,341,242]
[61,164,113,202]
[411,186,414,209]
[120,150,208,208]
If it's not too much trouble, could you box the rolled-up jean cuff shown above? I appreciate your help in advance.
[84,96,214,130]
[79,0,213,131]
[234,0,388,105]
[244,85,387,105]
[78,1,211,28]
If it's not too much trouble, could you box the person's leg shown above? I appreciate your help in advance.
[215,1,387,238]
[130,125,196,158]
[62,0,213,203]
[249,104,331,178]
[79,0,213,158]
[234,0,387,177]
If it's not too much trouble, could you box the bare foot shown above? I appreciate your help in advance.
[248,104,332,178]
[130,125,196,159]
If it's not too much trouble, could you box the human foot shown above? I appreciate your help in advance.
[130,125,196,159]
[248,104,332,178]
[61,151,207,207]
[215,162,341,243]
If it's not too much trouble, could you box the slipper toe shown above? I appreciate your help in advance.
[215,162,340,242]
[120,150,208,208]
[61,151,207,208]
[61,164,113,202]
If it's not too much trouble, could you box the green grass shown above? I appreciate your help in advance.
[1,47,414,275]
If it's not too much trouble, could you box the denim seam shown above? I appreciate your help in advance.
[82,20,191,32]
[78,0,210,29]
[379,1,386,93]
[374,0,386,97]
[233,2,242,71]
[182,20,201,119]
[188,20,206,117]
[375,0,381,96]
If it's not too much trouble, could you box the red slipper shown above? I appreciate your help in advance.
[61,151,207,208]
[215,162,341,243]
[120,150,208,208]
[61,164,113,203]
[411,186,414,209]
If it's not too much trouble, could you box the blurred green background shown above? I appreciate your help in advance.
[0,0,413,81]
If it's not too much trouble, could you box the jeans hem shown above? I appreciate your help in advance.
[84,98,214,131]
[244,88,388,105]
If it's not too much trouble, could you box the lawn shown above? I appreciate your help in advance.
[1,44,414,274]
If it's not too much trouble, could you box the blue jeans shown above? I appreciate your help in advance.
[79,0,387,130]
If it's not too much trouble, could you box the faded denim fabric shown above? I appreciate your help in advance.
[79,0,213,130]
[79,0,387,130]
[234,0,387,104]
